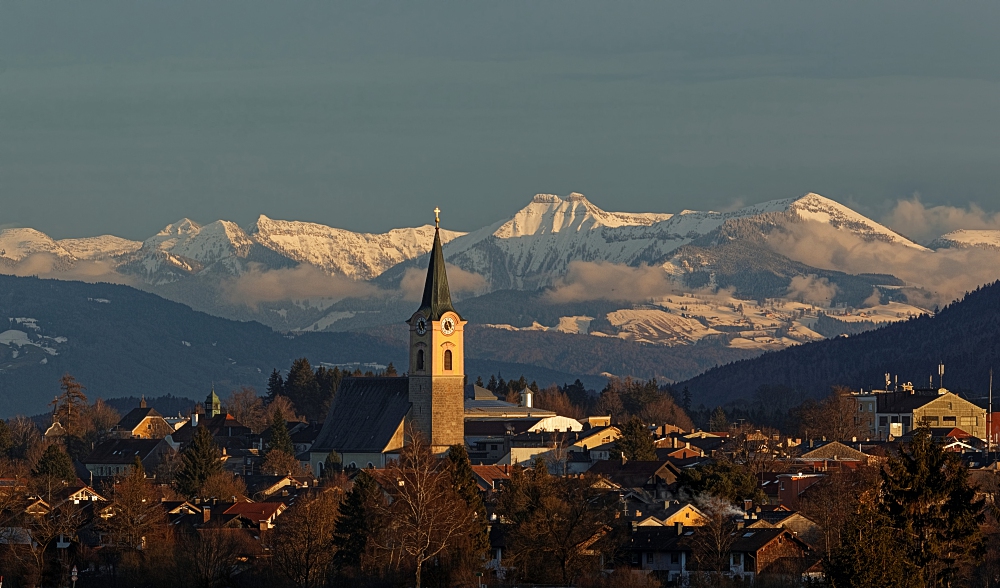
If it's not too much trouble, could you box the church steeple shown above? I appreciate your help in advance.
[417,209,458,321]
[406,207,466,454]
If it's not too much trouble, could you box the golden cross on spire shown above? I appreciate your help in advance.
[434,207,441,228]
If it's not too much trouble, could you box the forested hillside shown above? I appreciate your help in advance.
[678,280,1000,407]
[0,277,611,416]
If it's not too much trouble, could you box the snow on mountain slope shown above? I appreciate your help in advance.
[250,215,464,279]
[930,229,1000,250]
[0,228,75,262]
[440,192,901,290]
[788,193,927,250]
[121,219,257,282]
[57,235,142,260]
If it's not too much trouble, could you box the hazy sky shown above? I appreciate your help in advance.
[1,1,999,239]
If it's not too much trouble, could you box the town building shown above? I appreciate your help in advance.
[874,385,986,440]
[111,397,174,439]
[308,213,469,473]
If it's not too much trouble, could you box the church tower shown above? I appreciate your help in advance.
[407,209,466,453]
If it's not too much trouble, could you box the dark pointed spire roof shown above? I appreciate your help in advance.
[417,214,459,321]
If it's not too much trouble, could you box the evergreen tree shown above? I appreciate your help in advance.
[880,430,984,586]
[614,416,657,461]
[321,451,342,480]
[474,376,484,388]
[314,365,344,417]
[268,410,295,456]
[266,369,284,400]
[826,505,913,588]
[447,444,489,558]
[676,458,766,504]
[333,470,379,572]
[285,358,320,418]
[384,362,398,376]
[709,406,729,432]
[51,374,88,435]
[32,443,76,499]
[486,375,497,392]
[0,419,12,457]
[682,387,692,412]
[175,425,224,497]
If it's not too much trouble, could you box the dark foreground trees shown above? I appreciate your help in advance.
[826,430,984,588]
[497,460,619,585]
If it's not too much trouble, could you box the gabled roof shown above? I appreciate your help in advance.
[223,501,286,524]
[82,438,170,465]
[172,414,251,443]
[312,377,411,454]
[470,465,512,492]
[415,227,458,321]
[114,407,165,432]
[799,441,869,462]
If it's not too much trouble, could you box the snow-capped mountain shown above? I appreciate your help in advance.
[110,216,466,285]
[0,228,76,264]
[57,236,142,260]
[249,215,464,279]
[930,229,1000,250]
[431,192,923,291]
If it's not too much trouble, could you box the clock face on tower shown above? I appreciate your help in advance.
[415,317,428,335]
[441,317,456,335]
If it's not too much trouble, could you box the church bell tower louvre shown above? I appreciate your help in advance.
[407,207,467,454]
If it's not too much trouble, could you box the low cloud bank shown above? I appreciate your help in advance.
[221,264,379,308]
[786,275,838,305]
[399,263,487,302]
[883,196,1000,244]
[545,261,679,303]
[0,253,135,285]
[768,220,1000,306]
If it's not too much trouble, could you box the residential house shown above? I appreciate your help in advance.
[112,398,174,439]
[798,441,873,469]
[626,524,813,583]
[589,458,680,496]
[775,473,825,509]
[875,387,986,440]
[81,438,175,479]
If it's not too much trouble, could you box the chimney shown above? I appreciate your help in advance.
[192,412,199,427]
[202,506,211,524]
[675,522,683,536]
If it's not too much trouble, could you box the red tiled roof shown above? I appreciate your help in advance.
[223,502,284,522]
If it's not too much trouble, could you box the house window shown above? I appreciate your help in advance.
[646,552,653,564]
[416,350,425,371]
[631,553,639,565]
[671,553,679,564]
[925,416,939,426]
[444,349,453,371]
[961,416,977,427]
[943,416,956,425]
[879,416,888,426]
[902,416,912,427]
[732,553,743,566]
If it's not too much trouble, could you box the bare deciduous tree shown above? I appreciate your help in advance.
[270,489,343,588]
[223,387,269,434]
[376,428,471,588]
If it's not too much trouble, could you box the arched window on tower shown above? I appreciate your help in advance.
[444,349,453,371]
[417,349,425,371]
